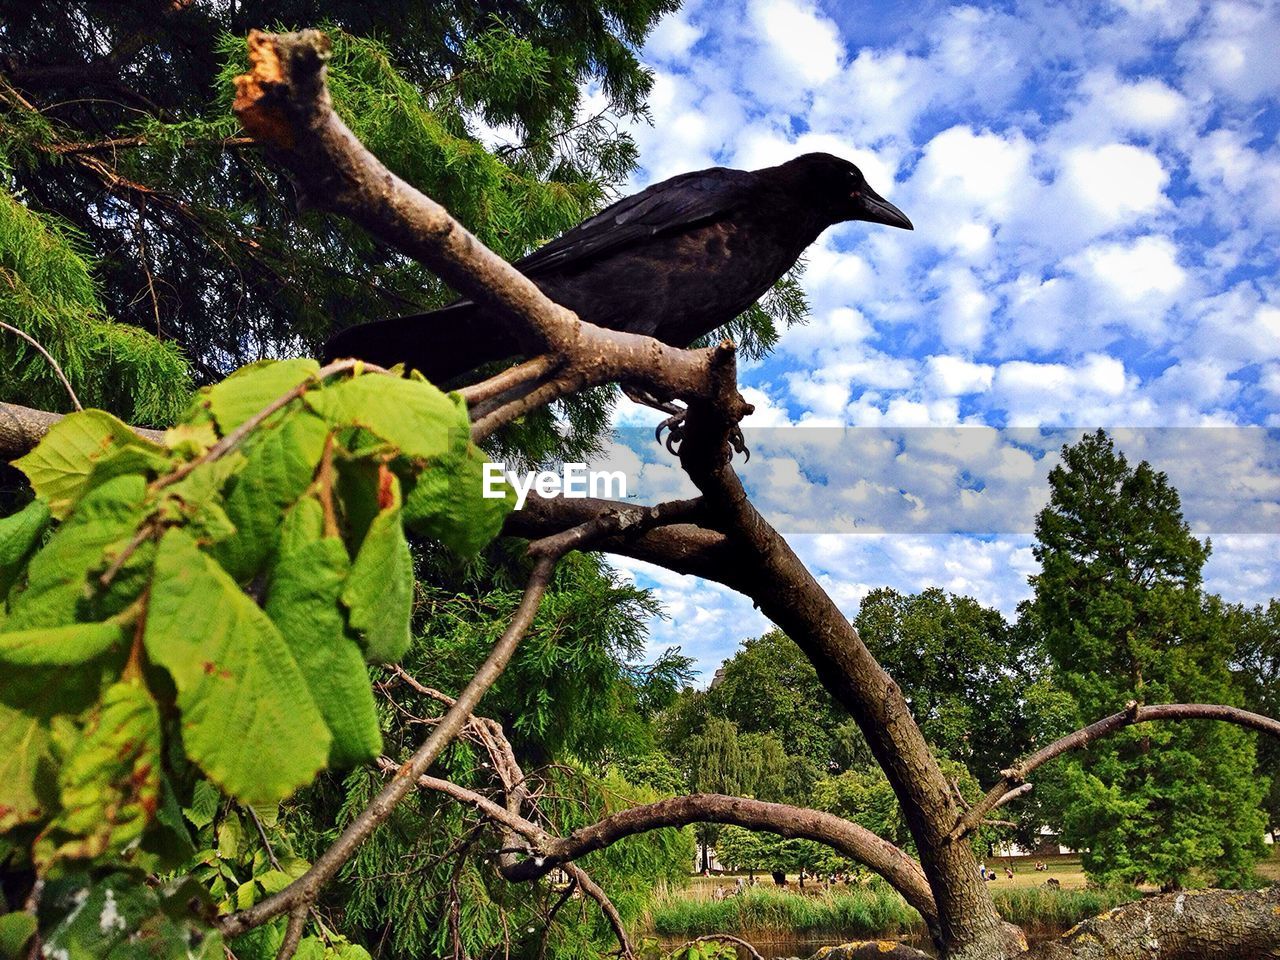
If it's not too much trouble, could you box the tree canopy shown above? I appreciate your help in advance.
[1029,430,1267,888]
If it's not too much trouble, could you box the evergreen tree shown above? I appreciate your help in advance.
[0,2,804,457]
[1028,430,1266,888]
[1217,597,1280,834]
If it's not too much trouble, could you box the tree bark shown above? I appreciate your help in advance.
[1022,886,1280,960]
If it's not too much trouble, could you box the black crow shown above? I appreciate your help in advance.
[323,152,912,384]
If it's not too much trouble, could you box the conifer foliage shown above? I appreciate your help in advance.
[1029,430,1267,888]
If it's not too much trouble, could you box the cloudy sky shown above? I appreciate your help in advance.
[587,0,1280,679]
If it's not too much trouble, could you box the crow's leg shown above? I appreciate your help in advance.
[621,383,749,460]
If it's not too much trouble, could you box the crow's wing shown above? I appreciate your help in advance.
[512,166,758,277]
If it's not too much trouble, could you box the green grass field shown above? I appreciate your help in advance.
[648,848,1280,943]
[646,876,1140,940]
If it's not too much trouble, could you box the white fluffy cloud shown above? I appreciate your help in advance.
[602,0,1280,678]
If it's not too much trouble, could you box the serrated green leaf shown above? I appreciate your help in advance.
[306,373,465,460]
[404,438,513,557]
[212,411,329,581]
[334,944,373,960]
[164,420,218,457]
[201,358,320,432]
[0,622,123,665]
[12,410,163,519]
[217,813,243,860]
[0,912,37,960]
[229,919,285,960]
[0,499,50,598]
[183,779,219,829]
[38,677,161,866]
[340,473,413,662]
[254,869,292,895]
[3,474,148,630]
[295,937,326,960]
[160,453,245,546]
[0,703,55,831]
[144,530,329,804]
[265,498,380,766]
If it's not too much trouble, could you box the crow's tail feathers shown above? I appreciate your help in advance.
[321,301,520,386]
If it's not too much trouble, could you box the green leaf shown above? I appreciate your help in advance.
[183,780,220,830]
[2,474,149,630]
[228,919,284,960]
[83,443,174,493]
[38,677,162,866]
[40,873,221,959]
[0,912,37,960]
[403,438,512,557]
[12,410,164,519]
[334,944,373,960]
[0,704,54,831]
[306,373,466,460]
[0,499,50,597]
[216,812,243,860]
[340,472,413,662]
[201,358,320,432]
[265,497,381,767]
[212,411,330,581]
[0,622,124,665]
[144,529,330,804]
[160,453,245,546]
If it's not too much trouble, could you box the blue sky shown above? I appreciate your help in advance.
[577,0,1280,679]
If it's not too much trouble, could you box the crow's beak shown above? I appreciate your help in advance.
[855,186,913,230]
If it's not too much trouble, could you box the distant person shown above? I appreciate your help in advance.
[1005,866,1014,879]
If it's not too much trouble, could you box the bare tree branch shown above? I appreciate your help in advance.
[953,701,1280,839]
[218,554,560,937]
[562,864,633,959]
[228,29,741,441]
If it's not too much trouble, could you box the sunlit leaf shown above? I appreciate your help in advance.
[145,529,329,804]
[200,358,320,432]
[340,471,413,662]
[265,497,380,766]
[39,677,161,866]
[306,373,465,460]
[0,498,51,597]
[12,410,163,519]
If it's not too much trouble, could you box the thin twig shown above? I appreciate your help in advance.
[218,554,560,937]
[680,934,764,960]
[155,357,379,491]
[0,320,81,410]
[458,354,559,408]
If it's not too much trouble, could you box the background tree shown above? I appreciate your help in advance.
[0,0,805,460]
[854,588,1045,786]
[1028,430,1267,888]
[0,7,715,959]
[1219,597,1280,836]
